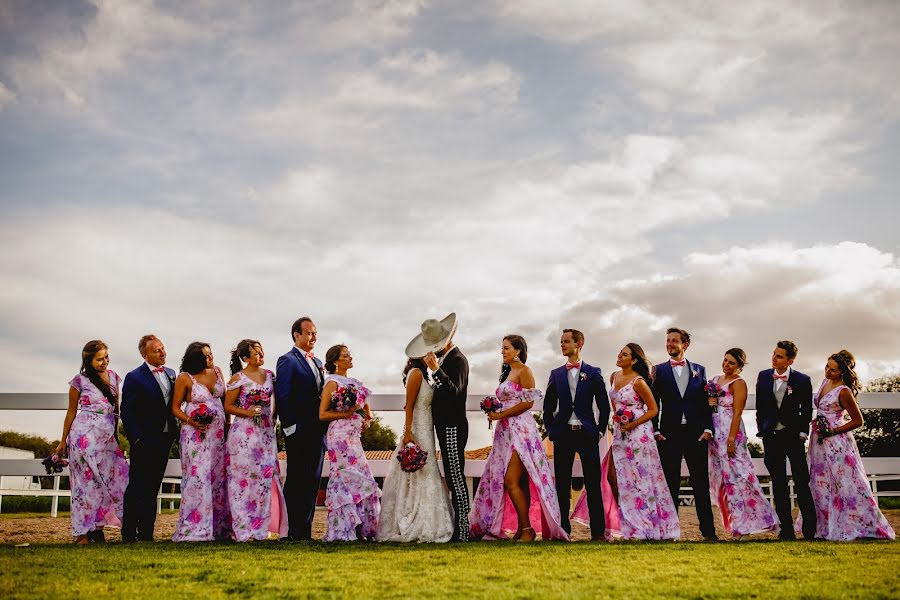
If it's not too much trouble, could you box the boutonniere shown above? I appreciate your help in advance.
[786,385,793,396]
[579,372,587,381]
[691,368,699,379]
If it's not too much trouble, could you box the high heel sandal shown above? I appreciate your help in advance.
[518,527,535,542]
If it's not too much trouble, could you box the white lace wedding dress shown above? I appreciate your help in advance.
[376,373,454,543]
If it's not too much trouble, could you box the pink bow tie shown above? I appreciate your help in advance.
[670,359,686,367]
[774,373,788,381]
[565,362,581,371]
[305,352,315,360]
[152,367,166,374]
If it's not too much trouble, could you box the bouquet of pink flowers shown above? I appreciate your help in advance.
[613,407,635,439]
[330,384,367,417]
[705,380,726,413]
[41,454,69,475]
[190,404,215,440]
[480,395,502,429]
[244,388,270,426]
[814,415,832,444]
[396,443,428,473]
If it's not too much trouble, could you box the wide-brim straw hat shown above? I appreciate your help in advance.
[405,313,458,358]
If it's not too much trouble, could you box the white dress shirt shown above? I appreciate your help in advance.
[146,362,171,432]
[566,364,582,426]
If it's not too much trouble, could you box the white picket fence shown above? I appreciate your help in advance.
[1,392,898,516]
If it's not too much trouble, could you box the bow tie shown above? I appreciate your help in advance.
[305,351,315,360]
[152,367,166,374]
[565,362,581,371]
[773,373,788,381]
[669,359,686,367]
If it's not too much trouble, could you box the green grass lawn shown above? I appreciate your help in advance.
[1,540,897,599]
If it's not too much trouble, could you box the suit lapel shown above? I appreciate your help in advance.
[574,362,589,400]
[684,360,700,396]
[555,367,574,406]
[139,363,166,404]
[657,361,678,397]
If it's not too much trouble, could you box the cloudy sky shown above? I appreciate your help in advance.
[1,1,899,441]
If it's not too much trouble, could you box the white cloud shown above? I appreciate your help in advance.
[0,81,14,110]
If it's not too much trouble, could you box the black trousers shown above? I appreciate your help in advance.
[553,428,605,539]
[284,430,325,540]
[763,429,817,538]
[658,425,716,538]
[122,434,173,541]
[436,422,470,541]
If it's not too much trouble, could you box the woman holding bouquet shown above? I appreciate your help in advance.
[171,342,232,541]
[55,340,129,544]
[319,344,382,541]
[576,344,679,540]
[376,357,454,543]
[224,339,288,541]
[797,350,894,540]
[469,335,568,542]
[707,348,779,538]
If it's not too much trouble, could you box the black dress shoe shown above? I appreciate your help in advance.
[702,535,719,542]
[87,529,106,543]
[778,531,796,541]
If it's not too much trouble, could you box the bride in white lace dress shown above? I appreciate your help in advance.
[376,359,454,543]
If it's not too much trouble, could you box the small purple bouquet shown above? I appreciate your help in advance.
[814,415,832,444]
[613,407,635,439]
[330,384,367,417]
[190,405,215,440]
[705,380,726,413]
[480,395,502,429]
[245,388,270,426]
[396,443,428,473]
[41,454,68,475]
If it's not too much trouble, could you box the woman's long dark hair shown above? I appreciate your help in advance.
[625,342,653,385]
[403,357,430,387]
[180,342,211,375]
[830,349,861,396]
[230,339,260,375]
[500,334,528,383]
[80,340,117,409]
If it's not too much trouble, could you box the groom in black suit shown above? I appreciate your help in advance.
[121,334,178,542]
[755,340,816,540]
[275,316,326,540]
[651,327,717,540]
[543,329,610,540]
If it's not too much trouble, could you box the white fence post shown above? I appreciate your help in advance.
[51,475,60,518]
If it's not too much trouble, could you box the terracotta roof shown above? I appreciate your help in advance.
[280,446,500,462]
[364,450,394,461]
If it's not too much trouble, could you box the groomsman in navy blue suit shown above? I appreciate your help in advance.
[121,334,177,542]
[275,316,326,540]
[543,329,610,540]
[755,340,816,540]
[651,327,717,540]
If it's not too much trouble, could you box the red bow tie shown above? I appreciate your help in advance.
[152,367,166,374]
[565,362,581,371]
[670,359,686,367]
[774,373,788,381]
[305,352,315,360]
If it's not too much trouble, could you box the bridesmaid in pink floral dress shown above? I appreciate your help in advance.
[224,339,288,541]
[796,350,895,540]
[707,349,779,538]
[319,345,381,541]
[55,340,129,544]
[469,335,568,542]
[171,342,232,541]
[576,344,679,540]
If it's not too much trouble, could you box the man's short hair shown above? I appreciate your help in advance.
[776,340,798,360]
[291,317,314,340]
[138,334,159,357]
[666,327,691,344]
[562,328,584,344]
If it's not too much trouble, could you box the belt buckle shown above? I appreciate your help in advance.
[569,424,582,431]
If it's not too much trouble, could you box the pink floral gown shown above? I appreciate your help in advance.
[577,376,679,540]
[708,376,779,536]
[173,368,232,541]
[570,431,621,538]
[66,372,129,537]
[323,374,381,541]
[795,383,895,540]
[469,381,569,541]
[225,370,289,541]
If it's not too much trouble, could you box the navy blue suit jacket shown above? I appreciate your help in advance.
[755,368,813,438]
[543,362,610,441]
[121,363,177,444]
[275,347,325,438]
[651,360,713,438]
